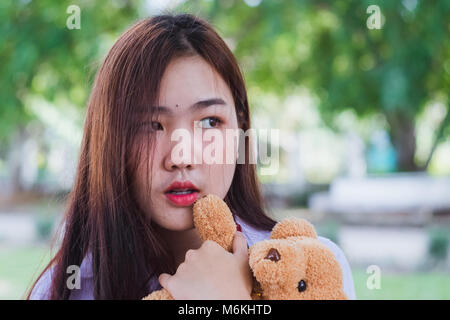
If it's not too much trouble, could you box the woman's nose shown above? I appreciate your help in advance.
[163,129,202,171]
[164,154,193,171]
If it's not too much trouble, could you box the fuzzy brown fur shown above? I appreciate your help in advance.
[143,194,347,300]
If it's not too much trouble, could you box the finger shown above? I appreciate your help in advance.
[185,248,195,261]
[232,231,248,260]
[158,273,171,288]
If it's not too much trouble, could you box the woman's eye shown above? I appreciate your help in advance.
[198,117,222,129]
[151,122,163,131]
[139,121,163,131]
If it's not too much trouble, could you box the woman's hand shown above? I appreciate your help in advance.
[158,231,252,300]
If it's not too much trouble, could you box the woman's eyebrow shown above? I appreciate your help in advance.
[152,98,227,115]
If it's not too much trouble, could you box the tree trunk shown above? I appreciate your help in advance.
[423,104,450,170]
[386,111,420,172]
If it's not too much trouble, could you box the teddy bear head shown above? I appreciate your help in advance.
[249,218,347,300]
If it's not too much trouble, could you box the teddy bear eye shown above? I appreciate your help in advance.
[298,280,307,292]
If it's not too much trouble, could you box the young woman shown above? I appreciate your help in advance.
[28,13,355,300]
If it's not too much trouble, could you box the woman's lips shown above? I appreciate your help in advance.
[165,191,200,207]
[164,180,200,206]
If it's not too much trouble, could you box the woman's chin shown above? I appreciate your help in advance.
[162,209,195,231]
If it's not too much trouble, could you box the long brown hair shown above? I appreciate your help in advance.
[27,13,276,300]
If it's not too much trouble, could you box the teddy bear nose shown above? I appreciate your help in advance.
[265,248,281,262]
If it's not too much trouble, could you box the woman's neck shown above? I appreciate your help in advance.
[158,226,203,267]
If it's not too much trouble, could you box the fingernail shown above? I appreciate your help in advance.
[236,223,242,232]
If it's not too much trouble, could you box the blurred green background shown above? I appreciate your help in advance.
[1,0,450,299]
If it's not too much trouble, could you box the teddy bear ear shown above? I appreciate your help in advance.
[270,218,317,240]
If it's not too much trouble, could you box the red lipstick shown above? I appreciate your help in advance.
[164,181,200,207]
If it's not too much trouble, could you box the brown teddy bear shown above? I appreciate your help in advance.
[143,194,347,300]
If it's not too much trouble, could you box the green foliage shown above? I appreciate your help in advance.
[316,219,340,245]
[1,0,449,171]
[0,0,139,146]
[201,0,450,116]
[428,226,450,262]
[35,215,54,240]
[198,0,450,170]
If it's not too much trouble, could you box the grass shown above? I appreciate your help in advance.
[0,245,52,299]
[353,268,450,299]
[0,245,449,299]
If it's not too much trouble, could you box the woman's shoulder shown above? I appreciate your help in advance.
[28,266,95,300]
[28,254,95,300]
[28,266,55,300]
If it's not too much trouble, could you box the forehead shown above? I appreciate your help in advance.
[158,55,235,110]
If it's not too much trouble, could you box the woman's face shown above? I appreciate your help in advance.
[133,55,239,231]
